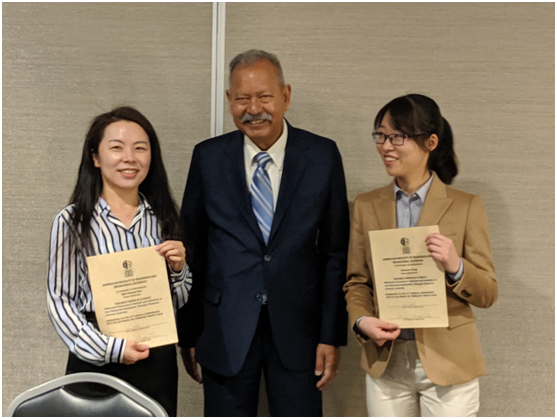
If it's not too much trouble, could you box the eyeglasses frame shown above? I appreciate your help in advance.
[372,131,431,146]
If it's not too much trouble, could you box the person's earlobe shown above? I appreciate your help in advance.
[283,84,292,111]
[427,134,439,152]
[226,89,236,115]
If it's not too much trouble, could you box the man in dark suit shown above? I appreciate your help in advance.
[178,49,349,416]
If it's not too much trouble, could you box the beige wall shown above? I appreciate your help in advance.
[225,3,554,416]
[3,2,554,417]
[2,3,211,416]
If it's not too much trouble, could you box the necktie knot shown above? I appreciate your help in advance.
[255,151,272,168]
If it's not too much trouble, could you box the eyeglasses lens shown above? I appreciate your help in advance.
[392,135,405,146]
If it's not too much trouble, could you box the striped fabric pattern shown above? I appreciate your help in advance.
[46,194,192,366]
[250,152,274,244]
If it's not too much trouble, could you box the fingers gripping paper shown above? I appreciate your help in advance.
[87,246,178,347]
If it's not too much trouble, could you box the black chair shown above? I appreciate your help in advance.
[6,372,168,417]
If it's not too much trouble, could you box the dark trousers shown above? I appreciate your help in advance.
[202,306,322,417]
[65,314,178,416]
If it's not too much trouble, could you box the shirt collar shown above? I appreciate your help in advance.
[96,192,152,214]
[394,172,434,201]
[244,119,288,169]
[139,192,153,212]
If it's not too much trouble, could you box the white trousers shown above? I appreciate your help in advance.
[366,340,480,417]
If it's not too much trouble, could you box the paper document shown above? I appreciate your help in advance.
[87,246,178,347]
[368,225,448,328]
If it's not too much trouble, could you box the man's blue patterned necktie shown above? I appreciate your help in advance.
[250,152,274,244]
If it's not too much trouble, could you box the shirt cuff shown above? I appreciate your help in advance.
[168,263,190,284]
[354,316,369,340]
[106,337,126,364]
[447,259,464,283]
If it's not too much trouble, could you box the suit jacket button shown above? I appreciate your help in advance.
[461,289,471,298]
[264,255,271,262]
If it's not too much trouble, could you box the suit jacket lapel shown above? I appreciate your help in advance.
[418,173,453,226]
[269,123,308,243]
[224,131,264,241]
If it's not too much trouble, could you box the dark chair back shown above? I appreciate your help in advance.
[6,372,168,417]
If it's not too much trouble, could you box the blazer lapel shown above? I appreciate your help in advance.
[418,173,453,227]
[224,131,264,241]
[373,182,397,230]
[268,123,307,243]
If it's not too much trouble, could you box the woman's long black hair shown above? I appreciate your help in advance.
[68,106,185,255]
[374,94,458,184]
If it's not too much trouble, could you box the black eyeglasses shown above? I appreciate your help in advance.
[372,131,429,146]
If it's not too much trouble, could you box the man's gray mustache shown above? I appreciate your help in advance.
[241,113,273,123]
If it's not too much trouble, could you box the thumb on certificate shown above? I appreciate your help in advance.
[376,319,399,330]
[135,343,150,351]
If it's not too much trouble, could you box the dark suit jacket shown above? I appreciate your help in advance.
[178,122,349,377]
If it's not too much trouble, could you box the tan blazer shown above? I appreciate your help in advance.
[344,173,497,386]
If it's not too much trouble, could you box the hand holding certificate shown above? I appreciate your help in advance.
[369,225,448,328]
[87,246,178,347]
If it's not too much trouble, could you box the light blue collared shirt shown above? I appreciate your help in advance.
[394,173,463,281]
[394,173,462,340]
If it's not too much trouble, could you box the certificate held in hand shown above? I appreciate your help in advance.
[87,246,178,347]
[369,225,448,328]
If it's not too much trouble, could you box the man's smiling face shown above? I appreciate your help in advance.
[226,59,291,150]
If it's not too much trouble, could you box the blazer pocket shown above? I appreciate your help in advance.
[448,306,476,330]
[205,284,221,306]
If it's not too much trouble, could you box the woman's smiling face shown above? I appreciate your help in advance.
[376,112,432,184]
[93,120,151,195]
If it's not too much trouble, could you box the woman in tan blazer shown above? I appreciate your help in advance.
[344,94,497,417]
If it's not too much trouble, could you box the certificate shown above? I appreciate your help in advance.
[368,225,448,328]
[87,246,178,347]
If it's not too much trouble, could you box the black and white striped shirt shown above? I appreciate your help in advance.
[47,194,192,366]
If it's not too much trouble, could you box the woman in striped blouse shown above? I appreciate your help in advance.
[47,106,192,416]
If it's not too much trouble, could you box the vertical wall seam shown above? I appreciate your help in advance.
[210,2,226,138]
